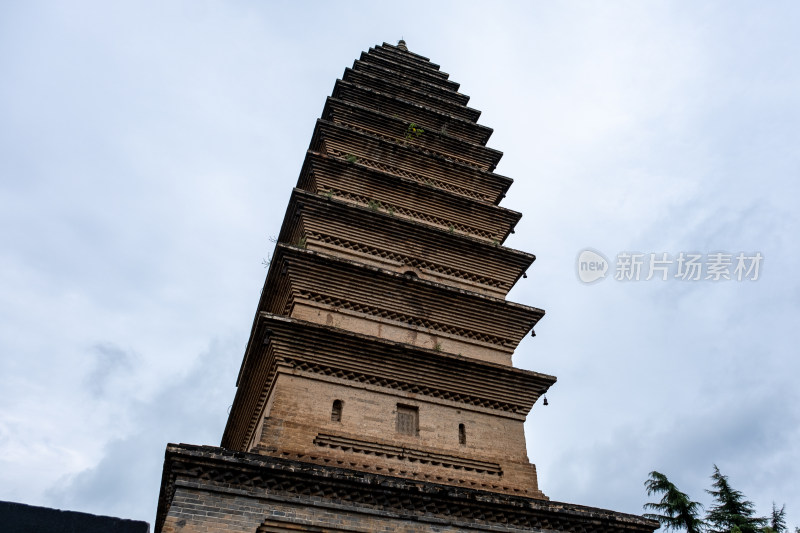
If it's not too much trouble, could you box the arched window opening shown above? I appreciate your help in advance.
[331,400,343,422]
[458,423,466,445]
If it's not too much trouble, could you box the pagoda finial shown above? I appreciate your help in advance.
[397,39,407,51]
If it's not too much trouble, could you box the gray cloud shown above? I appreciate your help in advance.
[45,337,238,522]
[84,343,135,397]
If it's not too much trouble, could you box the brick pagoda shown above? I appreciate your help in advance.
[155,40,658,533]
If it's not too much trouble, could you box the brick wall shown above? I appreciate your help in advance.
[163,482,519,533]
[251,371,540,495]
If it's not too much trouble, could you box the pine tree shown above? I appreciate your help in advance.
[643,471,705,533]
[768,503,786,533]
[705,465,765,533]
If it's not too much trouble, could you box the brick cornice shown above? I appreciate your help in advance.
[223,313,555,452]
[349,61,468,107]
[279,188,533,295]
[332,79,492,144]
[260,245,542,348]
[323,96,500,170]
[156,444,659,533]
[358,51,459,92]
[310,119,511,203]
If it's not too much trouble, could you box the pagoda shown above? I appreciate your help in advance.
[155,41,658,533]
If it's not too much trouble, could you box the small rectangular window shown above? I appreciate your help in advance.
[396,405,418,436]
[331,400,343,422]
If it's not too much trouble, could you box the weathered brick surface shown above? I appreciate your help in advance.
[161,487,264,532]
[162,487,476,533]
[251,372,540,495]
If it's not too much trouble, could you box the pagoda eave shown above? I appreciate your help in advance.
[296,152,522,243]
[332,80,493,144]
[363,49,449,77]
[277,188,534,296]
[339,71,478,122]
[381,41,434,63]
[323,96,502,171]
[225,313,556,452]
[334,79,482,130]
[348,62,469,108]
[258,244,544,351]
[310,120,512,204]
[379,42,439,68]
[367,46,449,81]
[357,52,459,91]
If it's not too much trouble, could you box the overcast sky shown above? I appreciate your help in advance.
[1,1,798,528]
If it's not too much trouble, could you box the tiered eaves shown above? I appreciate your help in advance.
[155,41,658,533]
